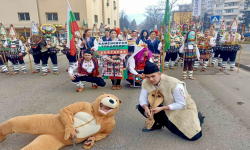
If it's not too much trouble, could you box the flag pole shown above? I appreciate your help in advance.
[237,24,245,73]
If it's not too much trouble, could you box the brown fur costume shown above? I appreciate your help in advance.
[0,93,121,150]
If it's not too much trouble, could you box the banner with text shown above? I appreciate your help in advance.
[98,41,128,55]
[192,0,201,16]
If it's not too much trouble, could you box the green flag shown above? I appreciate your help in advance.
[162,0,170,51]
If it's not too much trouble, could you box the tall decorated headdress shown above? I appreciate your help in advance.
[220,20,227,31]
[171,22,177,34]
[195,21,203,32]
[30,21,43,48]
[9,24,17,38]
[230,17,238,32]
[182,23,189,36]
[186,30,196,44]
[0,23,7,41]
[40,24,56,37]
[105,27,110,32]
[176,23,181,35]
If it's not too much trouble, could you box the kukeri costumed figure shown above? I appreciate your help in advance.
[164,22,180,69]
[178,23,189,67]
[0,93,121,150]
[179,30,200,80]
[40,24,60,76]
[145,30,162,69]
[3,24,27,74]
[127,45,153,87]
[68,49,106,92]
[0,24,9,74]
[27,21,46,73]
[220,17,244,71]
[137,61,204,140]
[194,27,215,71]
[211,21,226,67]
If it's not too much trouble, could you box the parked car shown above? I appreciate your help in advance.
[244,33,250,37]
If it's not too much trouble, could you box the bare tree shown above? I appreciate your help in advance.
[159,0,179,11]
[119,10,130,30]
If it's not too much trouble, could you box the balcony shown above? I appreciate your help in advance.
[224,6,239,9]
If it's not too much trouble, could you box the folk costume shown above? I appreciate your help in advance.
[28,21,44,73]
[40,24,60,76]
[145,30,162,69]
[118,28,131,41]
[178,23,189,67]
[93,23,97,36]
[220,18,244,71]
[137,61,204,140]
[101,27,111,42]
[164,22,180,69]
[127,31,143,59]
[140,30,149,44]
[68,50,106,92]
[194,29,215,71]
[60,24,77,70]
[0,24,9,74]
[127,46,153,87]
[102,28,127,90]
[3,24,27,74]
[77,34,98,58]
[179,30,200,80]
[211,21,226,67]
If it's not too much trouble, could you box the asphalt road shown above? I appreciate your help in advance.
[0,54,250,150]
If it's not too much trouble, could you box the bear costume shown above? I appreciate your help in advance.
[0,93,121,150]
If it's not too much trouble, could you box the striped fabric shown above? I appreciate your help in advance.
[164,61,169,68]
[1,65,8,73]
[230,61,235,68]
[20,63,27,72]
[188,71,193,77]
[35,63,40,71]
[73,81,84,88]
[42,64,48,73]
[53,64,58,72]
[183,71,187,77]
[13,65,19,72]
[222,61,227,69]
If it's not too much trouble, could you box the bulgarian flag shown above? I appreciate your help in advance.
[67,0,79,56]
[162,0,170,51]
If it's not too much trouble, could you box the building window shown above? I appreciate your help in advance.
[46,13,58,21]
[113,1,116,9]
[108,18,110,24]
[223,15,237,19]
[94,15,98,23]
[114,20,116,26]
[225,2,238,7]
[225,9,238,13]
[215,10,223,14]
[20,32,30,38]
[18,13,30,21]
[74,13,80,21]
[216,4,223,8]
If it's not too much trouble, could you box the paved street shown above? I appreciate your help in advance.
[1,50,250,150]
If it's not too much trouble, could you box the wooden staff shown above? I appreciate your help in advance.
[181,46,186,80]
[161,26,166,72]
[237,24,245,73]
[24,27,33,73]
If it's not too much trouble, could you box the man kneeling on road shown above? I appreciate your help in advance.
[68,49,106,92]
[137,60,204,141]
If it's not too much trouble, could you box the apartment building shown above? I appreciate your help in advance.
[0,0,120,37]
[213,0,245,31]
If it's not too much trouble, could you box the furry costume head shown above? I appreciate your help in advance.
[134,48,153,63]
[92,93,122,117]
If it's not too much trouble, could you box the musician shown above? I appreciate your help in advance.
[68,49,106,92]
[137,61,204,141]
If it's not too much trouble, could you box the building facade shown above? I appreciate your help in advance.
[213,0,245,31]
[0,0,120,37]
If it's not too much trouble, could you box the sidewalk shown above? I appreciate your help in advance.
[236,44,250,71]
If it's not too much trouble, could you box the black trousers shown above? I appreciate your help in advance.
[221,51,237,62]
[165,52,178,61]
[137,104,202,141]
[72,76,106,87]
[66,54,77,63]
[111,79,121,86]
[41,53,57,65]
[33,54,41,64]
[214,50,221,58]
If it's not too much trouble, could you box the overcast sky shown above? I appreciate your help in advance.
[119,0,192,24]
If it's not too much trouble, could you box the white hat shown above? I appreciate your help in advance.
[31,21,39,36]
[9,24,16,36]
[220,20,227,31]
[0,24,6,35]
[230,18,238,32]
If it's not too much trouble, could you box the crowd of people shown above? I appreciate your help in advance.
[0,17,244,90]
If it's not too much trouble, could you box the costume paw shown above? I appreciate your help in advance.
[64,126,76,140]
[83,141,94,149]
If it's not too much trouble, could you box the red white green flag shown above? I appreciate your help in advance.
[67,0,79,56]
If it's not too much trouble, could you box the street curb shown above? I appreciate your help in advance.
[235,62,250,72]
